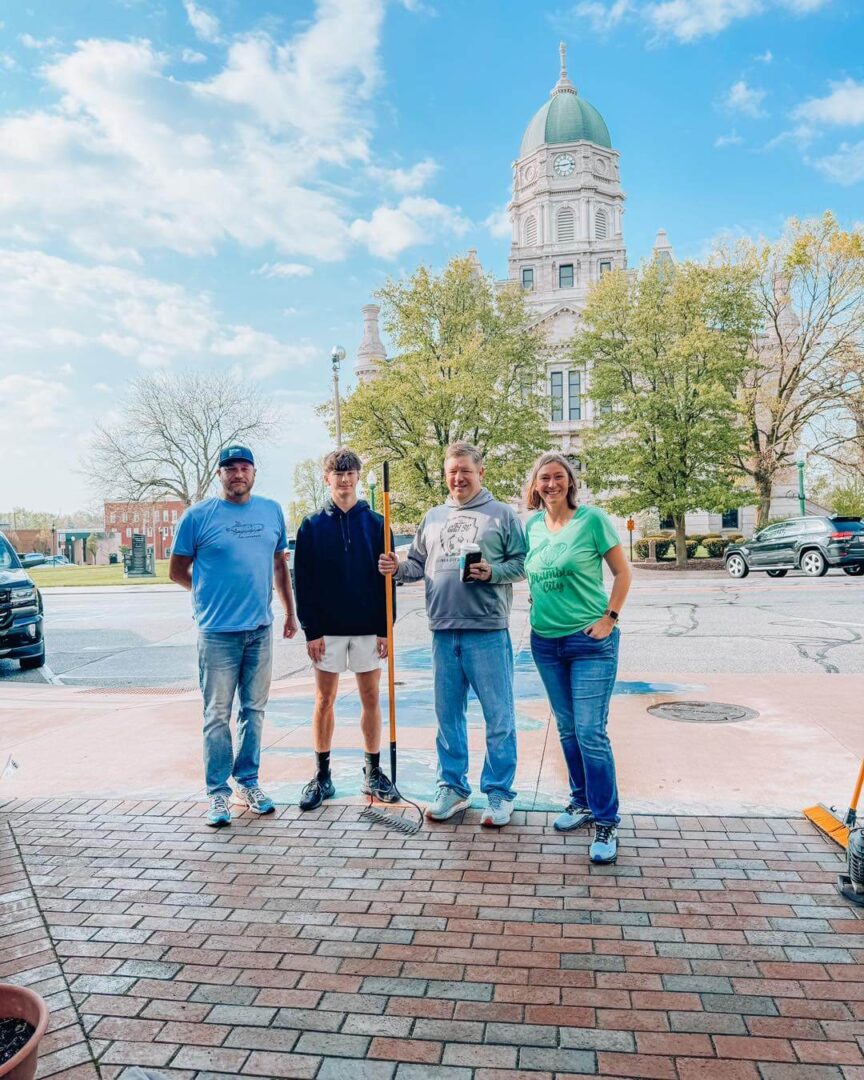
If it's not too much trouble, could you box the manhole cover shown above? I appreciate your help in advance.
[647,701,759,724]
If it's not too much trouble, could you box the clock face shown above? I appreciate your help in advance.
[553,153,576,177]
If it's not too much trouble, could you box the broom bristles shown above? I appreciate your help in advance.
[359,803,422,835]
[803,803,850,849]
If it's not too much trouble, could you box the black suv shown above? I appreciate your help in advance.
[0,530,45,669]
[725,516,864,579]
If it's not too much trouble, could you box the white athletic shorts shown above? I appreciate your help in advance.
[313,634,380,674]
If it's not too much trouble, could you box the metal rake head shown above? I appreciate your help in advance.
[359,797,424,835]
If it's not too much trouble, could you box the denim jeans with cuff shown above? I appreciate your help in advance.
[432,628,518,801]
[531,626,620,825]
[198,623,272,797]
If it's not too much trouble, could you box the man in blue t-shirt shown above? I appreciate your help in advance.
[170,444,297,826]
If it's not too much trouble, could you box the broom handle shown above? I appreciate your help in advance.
[850,759,864,813]
[383,462,397,788]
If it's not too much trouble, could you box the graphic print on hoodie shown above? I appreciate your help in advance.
[293,498,394,642]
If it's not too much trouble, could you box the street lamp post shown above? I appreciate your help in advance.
[367,470,378,513]
[331,345,346,446]
[795,447,807,516]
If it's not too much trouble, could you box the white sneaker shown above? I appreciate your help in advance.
[425,786,471,821]
[480,792,513,828]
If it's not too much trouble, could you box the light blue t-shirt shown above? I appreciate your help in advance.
[172,496,287,632]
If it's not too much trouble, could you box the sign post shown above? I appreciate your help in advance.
[626,517,635,561]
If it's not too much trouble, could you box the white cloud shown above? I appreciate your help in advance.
[808,142,864,186]
[349,197,470,259]
[724,79,767,117]
[715,130,744,147]
[566,0,831,43]
[257,263,314,278]
[793,78,864,127]
[0,375,71,431]
[754,49,773,63]
[181,48,207,64]
[569,0,633,33]
[20,34,60,49]
[484,205,512,239]
[183,1,221,44]
[367,158,439,193]
[0,249,316,373]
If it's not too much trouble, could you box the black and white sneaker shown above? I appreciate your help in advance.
[299,775,335,812]
[361,768,399,803]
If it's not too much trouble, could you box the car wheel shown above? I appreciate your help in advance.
[800,549,828,577]
[842,564,864,576]
[766,569,788,578]
[725,553,749,578]
[20,642,46,670]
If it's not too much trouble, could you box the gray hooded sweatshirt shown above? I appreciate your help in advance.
[396,488,527,631]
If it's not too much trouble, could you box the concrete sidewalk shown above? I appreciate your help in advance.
[1,800,862,1080]
[1,667,861,816]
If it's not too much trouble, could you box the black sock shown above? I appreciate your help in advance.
[365,751,380,776]
[315,751,331,781]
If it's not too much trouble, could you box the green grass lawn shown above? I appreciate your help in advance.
[29,560,172,587]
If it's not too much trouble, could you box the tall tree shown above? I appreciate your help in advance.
[291,457,329,521]
[338,257,549,519]
[724,213,864,526]
[576,259,759,566]
[87,372,279,506]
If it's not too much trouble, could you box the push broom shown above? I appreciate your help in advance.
[359,461,423,836]
[803,758,864,850]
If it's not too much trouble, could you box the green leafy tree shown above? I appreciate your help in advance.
[575,259,759,567]
[338,257,549,520]
[291,457,329,523]
[723,213,864,526]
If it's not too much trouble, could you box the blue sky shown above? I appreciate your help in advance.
[1,0,862,511]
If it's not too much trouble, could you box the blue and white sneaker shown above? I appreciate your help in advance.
[589,823,619,864]
[233,784,275,815]
[480,792,513,828]
[425,786,470,822]
[554,802,593,833]
[206,794,231,828]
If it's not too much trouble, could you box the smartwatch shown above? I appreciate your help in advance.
[605,609,619,621]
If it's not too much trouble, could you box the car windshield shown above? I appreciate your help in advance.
[0,536,22,571]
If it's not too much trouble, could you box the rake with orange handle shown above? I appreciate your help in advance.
[358,461,423,836]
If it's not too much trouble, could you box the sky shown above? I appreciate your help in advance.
[1,0,862,512]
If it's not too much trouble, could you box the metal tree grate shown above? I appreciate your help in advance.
[647,701,759,724]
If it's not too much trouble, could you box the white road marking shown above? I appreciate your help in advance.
[39,663,64,685]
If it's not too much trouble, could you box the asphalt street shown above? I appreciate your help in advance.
[2,567,862,687]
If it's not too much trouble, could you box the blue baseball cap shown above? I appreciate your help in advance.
[219,444,255,467]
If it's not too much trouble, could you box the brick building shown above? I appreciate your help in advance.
[104,499,187,561]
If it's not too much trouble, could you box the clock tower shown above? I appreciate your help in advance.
[505,43,628,459]
[508,43,626,311]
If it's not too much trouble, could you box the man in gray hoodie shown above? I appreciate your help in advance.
[379,441,526,826]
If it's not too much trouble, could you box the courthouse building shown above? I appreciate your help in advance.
[355,44,806,537]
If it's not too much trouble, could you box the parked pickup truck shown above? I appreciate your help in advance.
[0,530,45,670]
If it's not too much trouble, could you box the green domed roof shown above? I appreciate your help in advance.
[520,44,612,156]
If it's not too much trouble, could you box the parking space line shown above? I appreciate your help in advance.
[39,663,64,686]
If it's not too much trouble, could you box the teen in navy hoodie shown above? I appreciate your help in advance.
[293,448,396,810]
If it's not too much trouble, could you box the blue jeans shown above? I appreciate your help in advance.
[432,629,517,801]
[531,627,620,825]
[198,624,273,797]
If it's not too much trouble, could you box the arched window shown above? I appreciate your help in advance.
[595,207,608,240]
[556,206,575,244]
[524,214,537,246]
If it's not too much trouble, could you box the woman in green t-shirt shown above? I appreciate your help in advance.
[525,452,632,864]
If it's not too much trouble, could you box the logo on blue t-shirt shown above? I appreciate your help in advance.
[226,521,265,538]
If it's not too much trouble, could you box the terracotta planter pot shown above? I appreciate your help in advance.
[0,984,50,1080]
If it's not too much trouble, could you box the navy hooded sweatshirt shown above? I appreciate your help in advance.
[293,498,394,642]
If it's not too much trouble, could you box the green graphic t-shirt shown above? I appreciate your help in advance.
[525,505,621,638]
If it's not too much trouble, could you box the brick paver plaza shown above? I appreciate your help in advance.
[2,798,863,1080]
